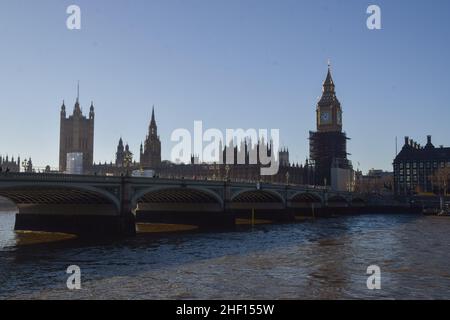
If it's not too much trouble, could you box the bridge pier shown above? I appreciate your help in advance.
[15,212,135,237]
[13,203,136,237]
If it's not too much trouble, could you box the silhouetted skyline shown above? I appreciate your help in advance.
[1,0,449,173]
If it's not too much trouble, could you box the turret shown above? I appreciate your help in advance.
[89,101,95,120]
[116,137,125,167]
[61,100,66,118]
[140,106,162,168]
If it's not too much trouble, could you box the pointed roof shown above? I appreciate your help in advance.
[73,100,82,115]
[324,66,334,88]
[318,62,340,107]
[150,105,157,126]
[77,81,80,102]
[73,82,82,115]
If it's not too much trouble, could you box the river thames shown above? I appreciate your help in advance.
[1,211,450,300]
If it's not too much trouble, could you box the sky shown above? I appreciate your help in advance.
[0,0,449,173]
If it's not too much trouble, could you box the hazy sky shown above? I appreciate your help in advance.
[0,0,449,173]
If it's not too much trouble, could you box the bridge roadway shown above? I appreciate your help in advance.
[0,172,371,237]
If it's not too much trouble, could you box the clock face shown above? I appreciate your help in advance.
[320,112,330,123]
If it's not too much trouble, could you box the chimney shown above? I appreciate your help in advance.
[404,136,409,146]
[427,135,432,144]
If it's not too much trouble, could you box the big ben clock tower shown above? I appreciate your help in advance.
[316,65,343,132]
[309,63,351,188]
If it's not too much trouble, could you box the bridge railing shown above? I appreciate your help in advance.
[0,172,122,183]
[0,172,354,196]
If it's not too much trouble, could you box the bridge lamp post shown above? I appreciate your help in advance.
[286,171,290,186]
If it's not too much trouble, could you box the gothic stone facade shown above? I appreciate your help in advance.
[140,107,161,169]
[59,98,95,173]
[90,108,313,185]
[309,66,351,186]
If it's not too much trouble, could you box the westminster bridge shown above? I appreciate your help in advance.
[0,172,390,237]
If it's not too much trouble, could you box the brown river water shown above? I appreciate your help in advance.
[1,210,450,299]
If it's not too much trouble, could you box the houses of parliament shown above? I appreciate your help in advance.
[58,65,353,188]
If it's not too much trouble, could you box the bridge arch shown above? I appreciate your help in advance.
[327,195,350,207]
[350,197,366,207]
[289,192,323,204]
[231,189,285,204]
[132,186,224,209]
[0,183,121,212]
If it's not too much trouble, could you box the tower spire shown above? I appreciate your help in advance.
[324,63,334,89]
[151,105,155,123]
[73,81,82,115]
[77,81,80,102]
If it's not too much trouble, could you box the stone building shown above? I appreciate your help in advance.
[115,138,133,167]
[57,85,322,185]
[0,156,21,172]
[140,107,161,169]
[393,135,450,196]
[309,64,353,189]
[59,87,94,174]
[0,156,33,173]
[156,138,313,185]
[91,138,137,176]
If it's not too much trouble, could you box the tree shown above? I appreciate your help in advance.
[430,167,450,196]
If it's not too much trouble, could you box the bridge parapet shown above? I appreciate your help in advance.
[0,172,122,183]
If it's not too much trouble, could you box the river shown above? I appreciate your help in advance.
[1,211,449,299]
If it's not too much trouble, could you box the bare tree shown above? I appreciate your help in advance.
[430,167,450,196]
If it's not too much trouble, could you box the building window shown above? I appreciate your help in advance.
[400,170,404,175]
[420,162,424,168]
[413,162,417,168]
[427,162,431,168]
[400,163,404,169]
[406,163,410,169]
[433,162,438,168]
